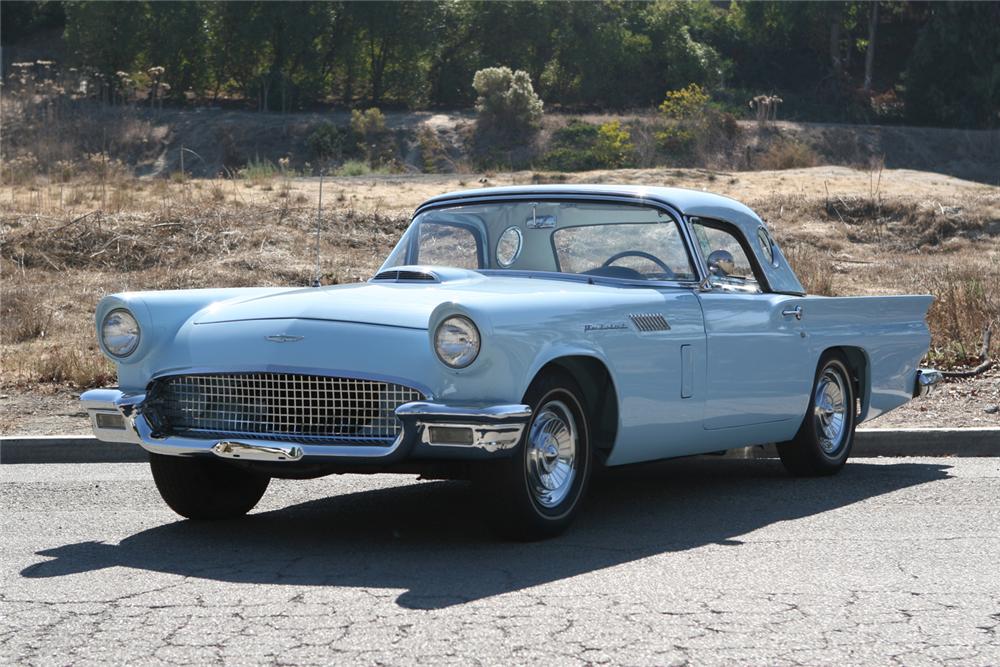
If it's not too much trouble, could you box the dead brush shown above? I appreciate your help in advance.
[28,344,115,389]
[1,286,55,343]
[781,244,836,296]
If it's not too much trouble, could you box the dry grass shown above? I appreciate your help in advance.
[1,166,997,390]
[755,138,819,170]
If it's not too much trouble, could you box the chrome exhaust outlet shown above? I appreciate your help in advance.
[913,369,943,398]
[212,441,304,462]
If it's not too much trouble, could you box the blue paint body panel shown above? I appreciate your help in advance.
[90,185,934,466]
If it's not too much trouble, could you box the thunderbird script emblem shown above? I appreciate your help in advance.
[265,334,304,343]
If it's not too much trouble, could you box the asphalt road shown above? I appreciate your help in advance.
[2,457,999,666]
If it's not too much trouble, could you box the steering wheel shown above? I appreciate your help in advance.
[601,250,675,278]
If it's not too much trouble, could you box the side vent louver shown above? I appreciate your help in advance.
[629,313,671,332]
[372,269,439,283]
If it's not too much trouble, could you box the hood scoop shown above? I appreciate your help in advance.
[369,266,482,284]
[371,268,440,283]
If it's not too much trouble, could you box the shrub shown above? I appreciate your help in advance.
[3,153,41,185]
[756,139,818,170]
[655,84,742,166]
[472,66,544,137]
[593,121,634,169]
[417,126,450,173]
[659,83,712,120]
[541,120,635,171]
[307,122,350,162]
[350,108,394,167]
[238,156,279,184]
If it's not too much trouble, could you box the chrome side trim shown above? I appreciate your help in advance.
[914,368,942,398]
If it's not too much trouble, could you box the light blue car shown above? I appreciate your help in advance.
[82,185,940,538]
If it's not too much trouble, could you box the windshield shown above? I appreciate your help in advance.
[381,201,696,282]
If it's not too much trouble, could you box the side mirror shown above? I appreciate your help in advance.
[707,250,735,277]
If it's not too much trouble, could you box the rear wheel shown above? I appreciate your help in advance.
[477,370,592,540]
[150,454,270,520]
[777,352,857,476]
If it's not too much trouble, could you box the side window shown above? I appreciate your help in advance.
[415,222,481,269]
[690,218,763,291]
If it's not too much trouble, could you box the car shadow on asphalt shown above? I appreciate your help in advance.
[21,458,950,609]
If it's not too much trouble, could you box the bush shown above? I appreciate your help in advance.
[541,120,636,171]
[472,66,544,137]
[307,122,351,163]
[655,84,742,166]
[593,121,634,169]
[350,108,394,167]
[755,139,818,170]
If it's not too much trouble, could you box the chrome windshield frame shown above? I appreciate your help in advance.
[403,193,710,290]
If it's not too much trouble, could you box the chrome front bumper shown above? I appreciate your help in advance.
[80,388,531,463]
[913,368,943,398]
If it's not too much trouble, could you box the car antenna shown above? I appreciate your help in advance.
[311,170,324,288]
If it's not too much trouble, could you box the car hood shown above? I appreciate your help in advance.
[192,271,640,330]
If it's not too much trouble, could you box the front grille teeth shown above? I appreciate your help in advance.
[145,373,424,445]
[629,313,671,332]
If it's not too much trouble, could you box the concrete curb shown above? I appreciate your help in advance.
[735,427,1000,460]
[0,436,148,464]
[2,428,998,464]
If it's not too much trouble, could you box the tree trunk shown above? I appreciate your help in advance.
[830,18,842,77]
[863,2,879,92]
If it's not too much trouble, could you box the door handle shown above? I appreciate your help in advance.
[782,306,803,320]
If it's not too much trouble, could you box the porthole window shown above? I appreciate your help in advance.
[496,226,523,267]
[757,227,775,266]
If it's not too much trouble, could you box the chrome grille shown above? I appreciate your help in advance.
[146,373,424,445]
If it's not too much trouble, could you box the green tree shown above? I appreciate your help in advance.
[145,2,210,100]
[904,2,1000,128]
[64,0,147,91]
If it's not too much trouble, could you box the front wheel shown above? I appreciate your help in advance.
[477,370,592,540]
[777,352,857,476]
[150,454,270,520]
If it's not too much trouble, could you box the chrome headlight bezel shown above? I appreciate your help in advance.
[434,315,481,369]
[101,308,141,358]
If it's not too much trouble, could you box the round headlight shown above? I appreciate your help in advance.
[434,316,480,368]
[101,309,141,358]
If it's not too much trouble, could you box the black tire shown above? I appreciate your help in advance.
[149,453,270,520]
[477,369,592,540]
[777,352,857,477]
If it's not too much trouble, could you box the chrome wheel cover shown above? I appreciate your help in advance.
[814,367,848,455]
[525,399,578,509]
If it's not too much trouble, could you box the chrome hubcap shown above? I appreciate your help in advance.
[526,399,578,509]
[814,368,848,454]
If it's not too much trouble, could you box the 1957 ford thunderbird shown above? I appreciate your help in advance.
[81,185,941,539]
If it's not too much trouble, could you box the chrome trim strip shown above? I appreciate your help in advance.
[914,368,942,398]
[192,316,427,332]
